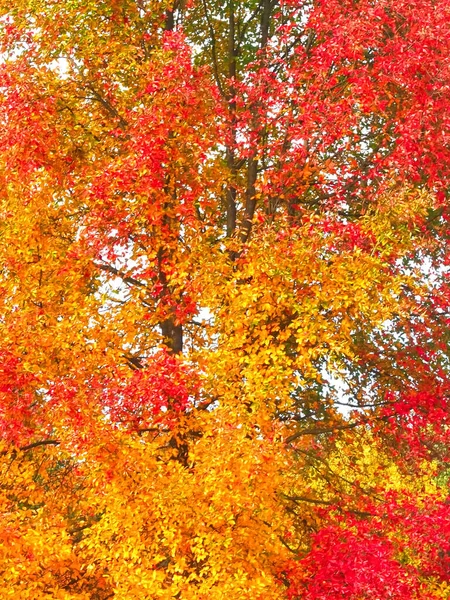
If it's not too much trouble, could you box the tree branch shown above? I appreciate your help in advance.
[285,420,365,444]
[20,440,60,451]
[95,262,147,288]
[202,0,226,97]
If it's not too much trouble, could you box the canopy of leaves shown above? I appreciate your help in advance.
[0,0,449,598]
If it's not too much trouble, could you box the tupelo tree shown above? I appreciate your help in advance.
[0,0,449,597]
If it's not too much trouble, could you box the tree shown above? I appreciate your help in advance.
[0,0,449,597]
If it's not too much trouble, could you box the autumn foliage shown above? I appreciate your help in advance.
[0,0,449,597]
